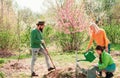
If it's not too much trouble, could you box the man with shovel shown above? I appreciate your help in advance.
[30,21,54,76]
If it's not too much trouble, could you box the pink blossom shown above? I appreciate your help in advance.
[56,0,89,34]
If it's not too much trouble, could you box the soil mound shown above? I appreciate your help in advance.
[43,67,86,78]
[0,50,15,58]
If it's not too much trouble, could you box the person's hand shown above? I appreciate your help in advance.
[92,64,98,67]
[105,47,108,52]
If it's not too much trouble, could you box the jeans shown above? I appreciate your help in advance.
[31,48,51,73]
[105,63,116,72]
[93,63,116,72]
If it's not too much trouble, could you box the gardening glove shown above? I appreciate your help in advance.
[41,40,45,44]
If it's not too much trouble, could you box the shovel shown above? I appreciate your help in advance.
[42,43,56,70]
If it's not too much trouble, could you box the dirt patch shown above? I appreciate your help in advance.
[0,50,15,58]
[43,67,86,78]
[111,51,120,56]
[10,62,27,70]
[1,60,29,70]
[0,60,30,77]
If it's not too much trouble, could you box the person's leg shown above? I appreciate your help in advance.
[105,63,116,78]
[105,63,116,72]
[108,44,111,54]
[106,72,113,78]
[39,48,51,69]
[31,48,38,75]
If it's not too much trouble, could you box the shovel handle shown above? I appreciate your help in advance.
[42,43,56,70]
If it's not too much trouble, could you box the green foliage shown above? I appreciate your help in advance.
[43,25,55,44]
[0,29,23,50]
[9,53,31,59]
[0,30,18,50]
[111,44,120,50]
[0,72,5,78]
[55,31,88,52]
[103,24,120,44]
[0,59,5,64]
[0,31,10,49]
[20,26,31,48]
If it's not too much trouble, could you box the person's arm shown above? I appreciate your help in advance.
[31,30,42,44]
[40,31,45,44]
[87,34,94,51]
[98,53,109,69]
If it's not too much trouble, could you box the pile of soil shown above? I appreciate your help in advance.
[2,61,28,70]
[43,67,86,78]
[0,50,15,58]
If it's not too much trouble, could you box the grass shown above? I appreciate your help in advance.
[0,72,5,78]
[4,43,120,60]
[111,43,120,51]
[0,58,6,67]
[0,59,5,64]
[8,53,31,60]
[13,73,30,78]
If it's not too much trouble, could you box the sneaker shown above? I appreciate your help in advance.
[31,72,38,77]
[106,72,113,78]
[48,67,55,71]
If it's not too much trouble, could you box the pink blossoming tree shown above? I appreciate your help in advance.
[56,0,89,51]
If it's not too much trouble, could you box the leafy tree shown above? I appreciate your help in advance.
[55,0,89,52]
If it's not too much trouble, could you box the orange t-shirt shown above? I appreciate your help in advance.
[87,29,110,49]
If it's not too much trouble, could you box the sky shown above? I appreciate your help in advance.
[13,0,49,14]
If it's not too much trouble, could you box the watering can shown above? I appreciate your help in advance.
[77,51,96,62]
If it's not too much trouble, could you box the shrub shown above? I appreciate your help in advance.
[103,24,120,44]
[43,25,55,44]
[56,31,88,52]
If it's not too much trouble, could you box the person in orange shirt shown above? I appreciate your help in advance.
[87,22,111,53]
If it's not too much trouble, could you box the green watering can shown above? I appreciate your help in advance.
[78,51,96,62]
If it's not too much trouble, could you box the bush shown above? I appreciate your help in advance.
[0,30,19,50]
[56,31,88,52]
[20,26,31,48]
[43,25,56,44]
[103,24,120,44]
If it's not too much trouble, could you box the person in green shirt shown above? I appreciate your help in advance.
[30,21,54,77]
[95,45,116,78]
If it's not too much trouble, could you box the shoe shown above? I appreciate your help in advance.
[48,67,55,71]
[31,72,38,77]
[106,72,113,78]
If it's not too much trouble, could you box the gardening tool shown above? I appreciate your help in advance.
[75,50,97,78]
[42,43,56,70]
[77,50,96,62]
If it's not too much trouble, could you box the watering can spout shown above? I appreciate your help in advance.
[78,51,96,62]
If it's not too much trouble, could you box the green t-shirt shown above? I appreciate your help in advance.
[30,28,43,48]
[98,51,114,69]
